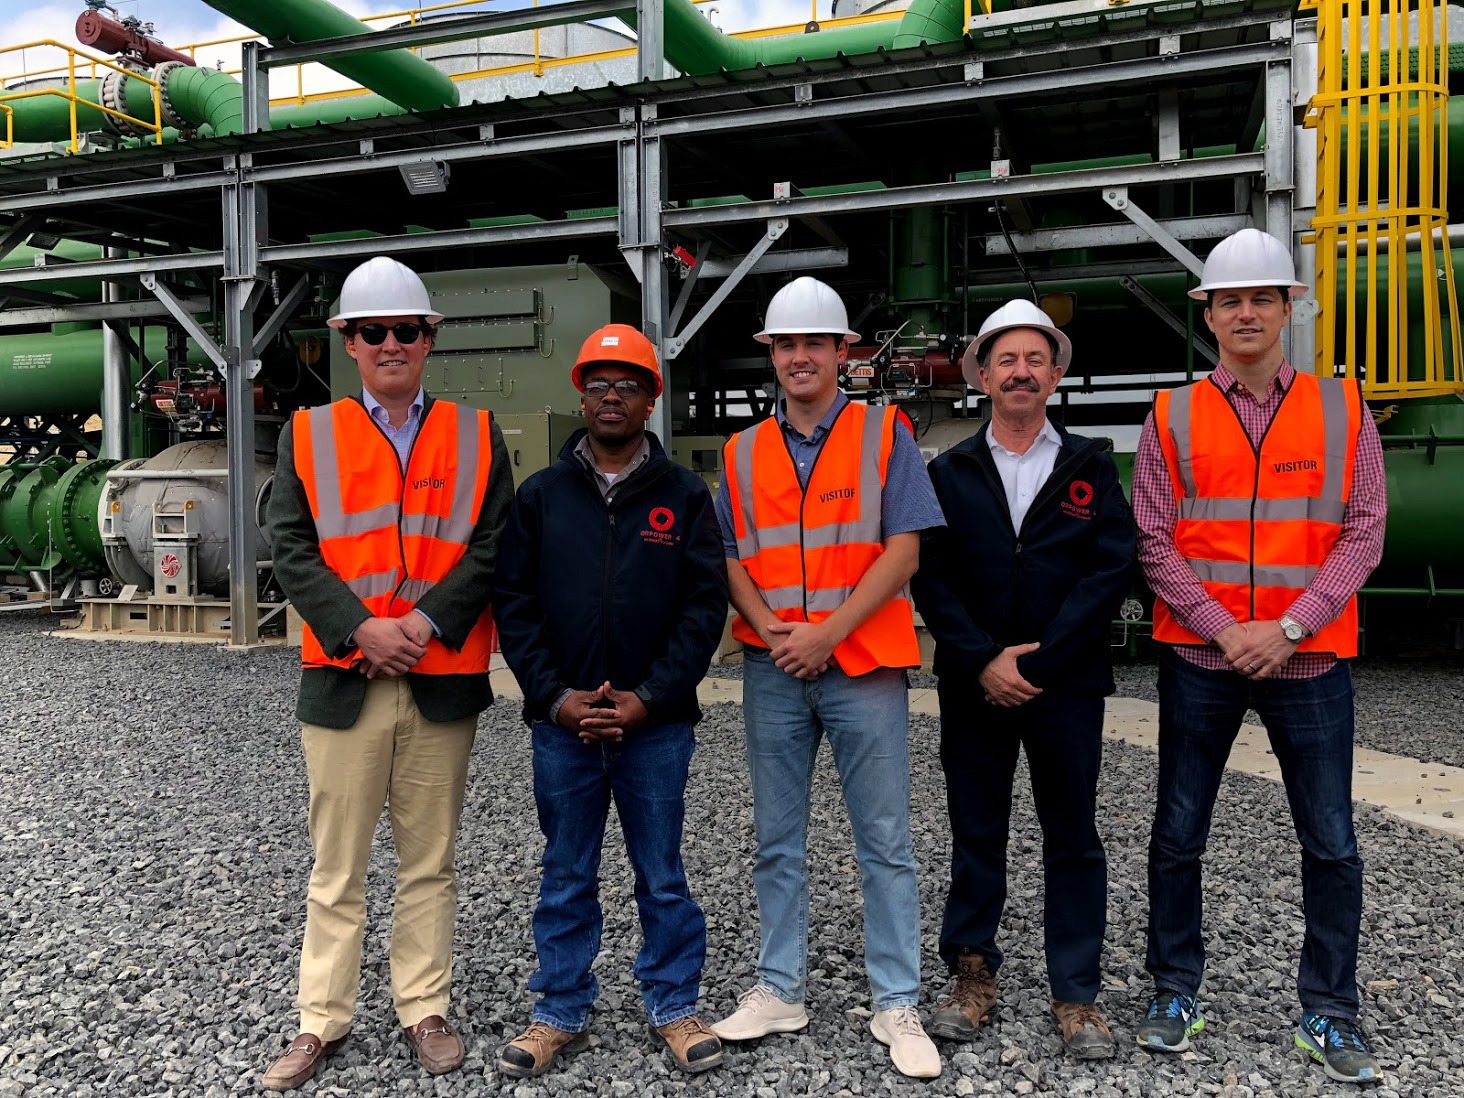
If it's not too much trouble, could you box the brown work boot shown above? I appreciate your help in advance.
[260,1032,347,1091]
[497,1020,590,1079]
[1053,1000,1116,1060]
[404,1015,465,1075]
[928,950,998,1040]
[652,1014,724,1073]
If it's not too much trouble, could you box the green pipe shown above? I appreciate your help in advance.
[0,457,116,571]
[198,0,458,112]
[270,92,409,130]
[631,0,963,77]
[163,64,247,136]
[0,328,209,416]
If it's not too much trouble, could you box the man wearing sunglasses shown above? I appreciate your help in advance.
[264,256,513,1090]
[493,324,729,1079]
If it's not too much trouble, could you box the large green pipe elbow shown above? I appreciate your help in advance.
[893,0,969,49]
[199,0,458,112]
[163,64,246,136]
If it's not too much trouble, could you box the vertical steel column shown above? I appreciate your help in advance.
[634,0,671,444]
[100,245,130,459]
[221,41,269,646]
[1264,18,1297,363]
[1290,16,1320,375]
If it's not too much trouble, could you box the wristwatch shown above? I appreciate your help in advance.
[1279,615,1308,643]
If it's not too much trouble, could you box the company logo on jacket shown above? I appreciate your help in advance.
[642,506,679,545]
[1061,479,1094,521]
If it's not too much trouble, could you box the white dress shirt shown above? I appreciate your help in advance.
[987,418,1062,532]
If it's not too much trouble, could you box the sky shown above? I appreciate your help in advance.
[1,0,836,85]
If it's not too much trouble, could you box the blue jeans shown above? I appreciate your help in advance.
[742,649,921,1010]
[1147,651,1363,1017]
[528,719,705,1031]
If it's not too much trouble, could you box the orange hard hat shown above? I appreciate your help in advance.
[572,323,662,398]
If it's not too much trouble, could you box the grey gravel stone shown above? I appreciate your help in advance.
[0,610,1460,1097]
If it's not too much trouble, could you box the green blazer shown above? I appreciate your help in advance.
[267,393,514,728]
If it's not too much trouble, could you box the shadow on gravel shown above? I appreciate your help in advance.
[0,611,1460,1098]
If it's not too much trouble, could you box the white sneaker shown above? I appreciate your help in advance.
[872,1006,942,1079]
[711,985,809,1041]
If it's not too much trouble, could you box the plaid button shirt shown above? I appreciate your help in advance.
[1133,362,1387,678]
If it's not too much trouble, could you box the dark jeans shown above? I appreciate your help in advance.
[938,684,1108,1003]
[1147,650,1363,1017]
[527,719,706,1031]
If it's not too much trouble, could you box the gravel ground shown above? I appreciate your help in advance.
[2,611,1462,1098]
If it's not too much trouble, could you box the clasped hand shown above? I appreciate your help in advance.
[764,619,835,680]
[1215,620,1295,680]
[559,681,650,743]
[980,642,1043,707]
[354,613,432,678]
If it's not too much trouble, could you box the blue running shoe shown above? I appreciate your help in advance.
[1135,990,1205,1052]
[1296,1013,1381,1084]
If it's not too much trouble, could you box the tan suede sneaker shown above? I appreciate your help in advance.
[497,1020,590,1079]
[928,951,998,1040]
[653,1014,724,1073]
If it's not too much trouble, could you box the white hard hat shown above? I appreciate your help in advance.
[960,299,1072,391]
[327,256,445,329]
[754,276,860,344]
[1188,228,1308,301]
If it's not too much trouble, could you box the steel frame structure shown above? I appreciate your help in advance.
[0,0,1316,644]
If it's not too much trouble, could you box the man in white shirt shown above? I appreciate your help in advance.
[910,300,1135,1059]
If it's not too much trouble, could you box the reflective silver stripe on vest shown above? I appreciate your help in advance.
[305,405,400,541]
[732,426,765,558]
[760,584,805,612]
[345,569,400,600]
[400,406,483,547]
[1189,559,1319,588]
[1165,386,1197,498]
[1177,496,1347,524]
[1318,377,1349,503]
[398,576,434,603]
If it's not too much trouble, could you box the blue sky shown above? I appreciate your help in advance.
[2,1,827,61]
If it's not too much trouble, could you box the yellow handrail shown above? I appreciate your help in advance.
[0,39,164,151]
[1309,0,1461,398]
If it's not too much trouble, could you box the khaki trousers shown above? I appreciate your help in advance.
[297,677,476,1040]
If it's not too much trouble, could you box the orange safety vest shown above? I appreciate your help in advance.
[292,397,497,673]
[724,401,920,676]
[1151,371,1362,656]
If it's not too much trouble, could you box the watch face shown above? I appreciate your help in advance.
[1283,621,1304,641]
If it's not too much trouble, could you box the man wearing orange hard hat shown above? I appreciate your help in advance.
[493,323,729,1079]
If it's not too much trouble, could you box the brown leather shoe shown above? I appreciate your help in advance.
[653,1014,724,1073]
[928,950,999,1040]
[1053,1000,1116,1060]
[404,1015,465,1075]
[497,1020,590,1079]
[260,1032,347,1091]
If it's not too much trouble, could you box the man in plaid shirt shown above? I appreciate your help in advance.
[1131,229,1386,1084]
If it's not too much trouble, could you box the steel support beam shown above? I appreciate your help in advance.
[101,245,130,460]
[1101,188,1206,277]
[668,241,712,334]
[0,251,224,289]
[0,213,41,263]
[1120,276,1219,367]
[985,215,1249,257]
[262,217,617,266]
[140,274,228,369]
[1290,16,1320,374]
[0,295,209,329]
[1263,18,1297,365]
[667,219,787,360]
[252,274,311,356]
[696,246,848,279]
[665,155,1265,230]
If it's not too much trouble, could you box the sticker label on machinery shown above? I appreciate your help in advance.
[10,353,51,369]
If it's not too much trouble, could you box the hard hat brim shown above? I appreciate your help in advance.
[961,321,1072,392]
[1187,280,1308,302]
[754,326,861,345]
[328,308,447,329]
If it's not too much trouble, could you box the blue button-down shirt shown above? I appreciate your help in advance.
[362,386,425,472]
[715,391,945,558]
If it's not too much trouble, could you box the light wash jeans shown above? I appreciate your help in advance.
[742,648,921,1010]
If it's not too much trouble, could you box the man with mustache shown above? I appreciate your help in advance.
[911,300,1134,1059]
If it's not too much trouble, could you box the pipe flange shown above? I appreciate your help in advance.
[152,61,194,134]
[99,67,151,138]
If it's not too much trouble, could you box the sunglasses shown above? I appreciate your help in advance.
[355,322,424,346]
[582,378,646,398]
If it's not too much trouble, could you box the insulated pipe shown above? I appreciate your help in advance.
[198,0,459,112]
